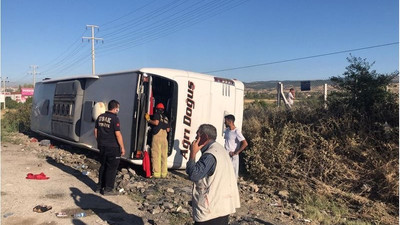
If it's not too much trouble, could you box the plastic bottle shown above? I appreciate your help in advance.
[73,212,86,218]
[82,171,90,176]
[3,212,14,218]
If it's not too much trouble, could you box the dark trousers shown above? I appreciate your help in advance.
[194,215,229,225]
[98,146,121,192]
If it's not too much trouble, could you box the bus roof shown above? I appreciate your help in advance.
[41,75,99,83]
[38,68,243,89]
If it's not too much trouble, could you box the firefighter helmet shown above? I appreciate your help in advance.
[155,103,165,109]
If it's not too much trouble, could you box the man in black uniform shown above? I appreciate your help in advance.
[94,100,126,195]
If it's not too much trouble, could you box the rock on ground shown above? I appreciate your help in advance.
[1,133,308,225]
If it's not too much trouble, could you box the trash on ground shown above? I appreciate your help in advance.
[26,172,50,180]
[3,212,14,218]
[39,139,51,146]
[82,171,90,176]
[269,202,281,207]
[33,205,52,213]
[81,164,88,169]
[73,212,87,218]
[55,212,68,218]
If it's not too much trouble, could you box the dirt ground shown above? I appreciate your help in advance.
[1,142,145,225]
[1,133,309,225]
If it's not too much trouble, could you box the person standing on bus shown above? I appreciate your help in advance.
[145,103,170,178]
[94,100,126,195]
[224,114,248,179]
[186,124,240,225]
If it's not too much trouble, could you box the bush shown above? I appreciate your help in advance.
[329,55,399,126]
[2,98,32,133]
[242,56,399,223]
[4,97,20,109]
[242,104,398,223]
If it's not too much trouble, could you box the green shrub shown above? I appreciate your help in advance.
[2,98,32,133]
[329,55,399,126]
[3,97,20,109]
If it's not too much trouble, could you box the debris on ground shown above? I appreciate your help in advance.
[3,212,14,218]
[5,132,397,225]
[33,205,52,213]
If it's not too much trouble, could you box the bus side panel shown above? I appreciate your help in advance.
[79,73,138,158]
[234,84,244,131]
[51,80,84,142]
[168,77,244,169]
[31,82,56,134]
[168,77,212,168]
[210,82,238,144]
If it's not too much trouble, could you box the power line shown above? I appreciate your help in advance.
[40,42,87,73]
[99,1,157,28]
[40,51,92,78]
[13,29,90,82]
[37,1,172,77]
[203,42,400,73]
[12,1,246,82]
[98,0,247,55]
[99,0,187,40]
[40,30,88,69]
[101,0,225,44]
[98,0,218,52]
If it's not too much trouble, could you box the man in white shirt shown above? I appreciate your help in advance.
[224,114,248,179]
[287,88,295,106]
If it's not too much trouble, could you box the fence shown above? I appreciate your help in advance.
[244,76,399,108]
[244,80,333,108]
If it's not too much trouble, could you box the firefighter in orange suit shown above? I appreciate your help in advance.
[145,103,170,178]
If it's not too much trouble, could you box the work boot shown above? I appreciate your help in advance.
[102,191,118,196]
[95,183,102,193]
[102,188,118,196]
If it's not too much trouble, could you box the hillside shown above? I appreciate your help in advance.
[243,76,398,92]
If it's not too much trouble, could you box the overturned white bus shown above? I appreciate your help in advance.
[30,68,244,169]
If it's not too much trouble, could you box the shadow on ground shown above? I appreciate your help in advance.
[46,156,98,191]
[44,157,144,225]
[70,187,144,225]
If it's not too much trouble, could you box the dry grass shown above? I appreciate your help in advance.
[242,103,399,224]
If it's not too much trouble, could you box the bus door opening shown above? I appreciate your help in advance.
[145,76,178,157]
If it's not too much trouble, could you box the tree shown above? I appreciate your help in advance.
[18,84,34,92]
[329,55,398,125]
[5,97,19,109]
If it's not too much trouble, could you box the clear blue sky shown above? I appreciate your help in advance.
[2,0,399,85]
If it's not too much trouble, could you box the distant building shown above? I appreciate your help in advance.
[10,92,22,102]
[3,88,34,103]
[0,92,11,104]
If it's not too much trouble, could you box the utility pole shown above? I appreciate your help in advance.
[324,83,328,109]
[29,65,40,88]
[2,76,9,109]
[82,25,103,75]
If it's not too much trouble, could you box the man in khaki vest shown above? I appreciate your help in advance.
[186,124,240,225]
